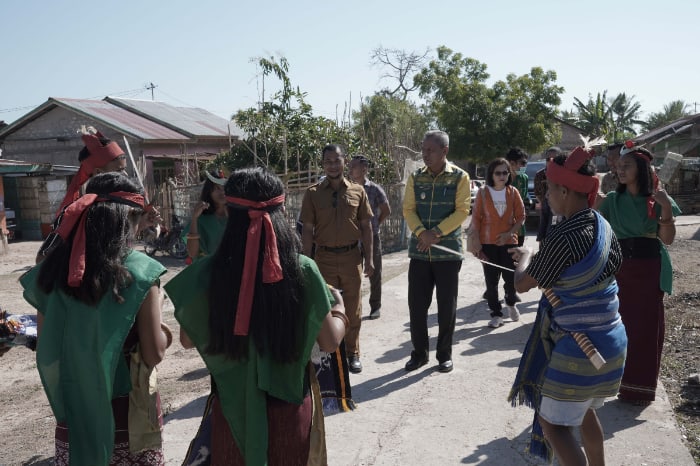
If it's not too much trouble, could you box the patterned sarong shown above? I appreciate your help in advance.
[313,342,356,414]
[508,211,627,461]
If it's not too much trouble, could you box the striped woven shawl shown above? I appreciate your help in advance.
[508,211,627,461]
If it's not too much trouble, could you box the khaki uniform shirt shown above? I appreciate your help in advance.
[300,177,373,247]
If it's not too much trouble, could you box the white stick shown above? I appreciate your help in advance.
[123,136,149,204]
[430,244,515,272]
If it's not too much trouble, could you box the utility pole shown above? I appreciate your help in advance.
[146,82,157,101]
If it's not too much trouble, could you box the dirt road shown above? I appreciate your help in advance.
[1,219,698,465]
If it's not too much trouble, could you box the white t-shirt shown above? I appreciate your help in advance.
[487,186,507,217]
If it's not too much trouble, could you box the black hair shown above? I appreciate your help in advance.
[486,158,513,187]
[206,167,304,363]
[37,172,143,305]
[322,144,345,160]
[505,147,528,163]
[351,155,369,166]
[78,136,113,162]
[616,149,655,196]
[607,142,624,151]
[199,172,224,216]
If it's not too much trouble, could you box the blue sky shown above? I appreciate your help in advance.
[2,0,698,127]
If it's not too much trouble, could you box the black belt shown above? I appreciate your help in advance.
[319,243,358,253]
[618,237,659,259]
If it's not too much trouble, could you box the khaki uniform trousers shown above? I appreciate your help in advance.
[314,247,363,356]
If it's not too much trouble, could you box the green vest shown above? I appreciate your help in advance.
[183,213,228,259]
[409,163,467,261]
[166,254,331,466]
[21,251,166,466]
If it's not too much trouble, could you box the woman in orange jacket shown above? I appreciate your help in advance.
[470,158,526,328]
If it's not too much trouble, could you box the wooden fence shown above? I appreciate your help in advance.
[159,178,410,253]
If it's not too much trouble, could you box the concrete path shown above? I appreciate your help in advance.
[162,231,697,465]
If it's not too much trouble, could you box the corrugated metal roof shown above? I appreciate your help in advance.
[0,158,54,175]
[106,97,243,139]
[636,113,700,144]
[53,98,190,141]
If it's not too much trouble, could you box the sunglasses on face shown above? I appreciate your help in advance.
[494,171,510,177]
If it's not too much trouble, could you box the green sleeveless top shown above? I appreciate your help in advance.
[165,254,331,466]
[21,251,166,466]
[183,213,228,259]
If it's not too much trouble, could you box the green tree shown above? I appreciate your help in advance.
[216,55,354,179]
[643,100,692,131]
[572,91,644,141]
[572,91,613,138]
[414,46,563,163]
[609,92,644,141]
[352,93,429,183]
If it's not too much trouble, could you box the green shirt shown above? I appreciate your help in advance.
[183,213,228,258]
[21,251,166,466]
[598,190,681,293]
[165,254,331,466]
[513,172,528,237]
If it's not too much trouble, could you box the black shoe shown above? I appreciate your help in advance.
[438,360,453,373]
[369,308,381,319]
[348,355,362,373]
[405,355,429,371]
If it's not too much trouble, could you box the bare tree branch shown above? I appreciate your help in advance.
[370,46,430,100]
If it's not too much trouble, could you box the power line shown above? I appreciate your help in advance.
[0,104,40,114]
[0,86,151,115]
[156,88,200,109]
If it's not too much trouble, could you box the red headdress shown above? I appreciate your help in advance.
[55,191,145,287]
[546,135,605,207]
[56,127,125,215]
[225,193,286,336]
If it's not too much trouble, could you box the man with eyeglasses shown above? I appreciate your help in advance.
[300,144,374,374]
[402,130,470,374]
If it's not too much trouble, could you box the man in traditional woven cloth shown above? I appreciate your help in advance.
[508,140,627,465]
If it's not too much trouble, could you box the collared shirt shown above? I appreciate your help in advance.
[403,162,470,238]
[300,177,373,247]
[360,178,388,235]
[403,161,470,261]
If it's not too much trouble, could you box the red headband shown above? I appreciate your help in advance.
[56,131,125,215]
[546,146,600,207]
[225,194,286,336]
[55,191,145,287]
